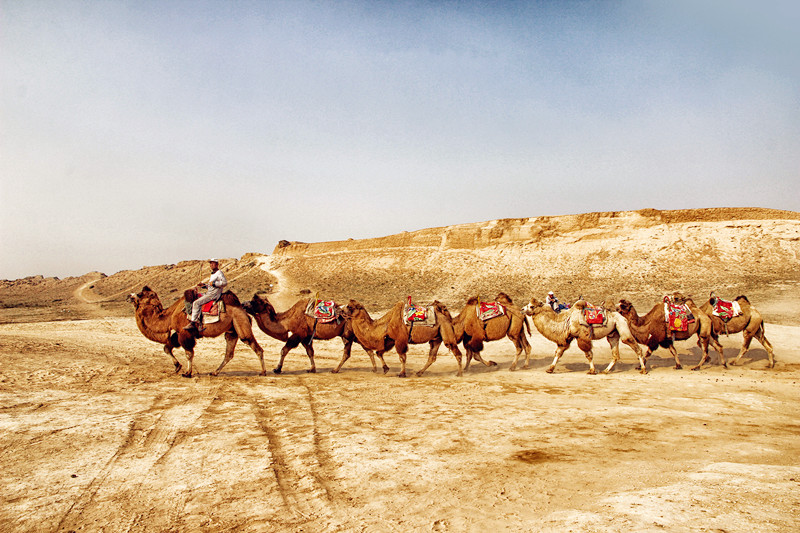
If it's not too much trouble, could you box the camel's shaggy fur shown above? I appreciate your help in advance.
[452,293,532,372]
[128,286,265,377]
[242,293,376,374]
[525,297,645,374]
[698,293,775,368]
[617,294,720,371]
[344,299,463,377]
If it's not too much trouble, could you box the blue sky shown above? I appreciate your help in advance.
[2,1,798,280]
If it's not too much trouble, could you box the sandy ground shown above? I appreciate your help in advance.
[1,310,799,532]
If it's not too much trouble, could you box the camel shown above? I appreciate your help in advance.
[344,299,463,377]
[697,293,775,369]
[241,293,378,374]
[617,294,721,371]
[452,293,531,371]
[128,286,266,377]
[524,297,646,374]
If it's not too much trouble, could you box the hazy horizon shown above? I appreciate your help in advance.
[3,1,799,280]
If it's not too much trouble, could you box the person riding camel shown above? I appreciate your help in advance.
[183,258,228,334]
[546,291,569,313]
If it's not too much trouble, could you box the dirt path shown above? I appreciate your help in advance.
[1,316,799,532]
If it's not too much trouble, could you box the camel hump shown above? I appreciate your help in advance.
[734,295,750,304]
[572,299,587,310]
[495,292,513,305]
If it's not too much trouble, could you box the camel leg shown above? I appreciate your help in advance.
[755,326,775,368]
[376,350,390,374]
[624,339,646,374]
[397,348,408,378]
[602,335,621,374]
[471,351,497,367]
[163,344,182,374]
[691,333,714,371]
[450,344,463,377]
[521,336,532,370]
[302,339,317,373]
[705,333,726,367]
[509,336,528,371]
[273,335,303,374]
[416,340,441,377]
[578,338,597,374]
[464,347,474,371]
[212,332,238,376]
[332,338,354,373]
[667,344,683,370]
[546,345,568,373]
[178,331,197,378]
[244,338,266,376]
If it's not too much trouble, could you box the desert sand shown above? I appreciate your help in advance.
[1,208,799,532]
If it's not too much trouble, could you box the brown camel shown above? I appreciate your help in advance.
[524,297,646,374]
[241,293,377,374]
[452,293,531,372]
[698,293,775,369]
[617,294,721,371]
[344,299,463,377]
[128,286,266,377]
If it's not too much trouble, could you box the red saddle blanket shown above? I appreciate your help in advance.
[305,299,339,323]
[711,298,741,321]
[201,300,218,315]
[583,306,605,325]
[664,298,694,332]
[477,302,505,321]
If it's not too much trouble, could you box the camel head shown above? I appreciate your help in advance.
[343,300,366,318]
[242,293,275,320]
[494,292,513,305]
[617,299,633,315]
[432,300,452,319]
[523,297,546,316]
[128,286,162,310]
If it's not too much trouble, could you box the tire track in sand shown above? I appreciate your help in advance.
[55,382,221,532]
[249,378,346,529]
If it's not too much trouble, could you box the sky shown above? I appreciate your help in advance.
[2,0,799,280]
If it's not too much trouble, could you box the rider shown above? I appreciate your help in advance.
[546,291,568,313]
[184,258,228,334]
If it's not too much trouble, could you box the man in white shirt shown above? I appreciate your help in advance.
[184,258,228,334]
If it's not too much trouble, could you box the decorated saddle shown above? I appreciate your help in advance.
[477,300,505,321]
[580,303,607,327]
[305,298,341,323]
[709,294,742,322]
[663,296,694,332]
[404,297,437,327]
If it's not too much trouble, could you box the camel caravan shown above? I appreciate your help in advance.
[129,274,776,378]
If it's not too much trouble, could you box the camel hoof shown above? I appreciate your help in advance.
[723,363,728,369]
[210,371,219,377]
[416,371,424,377]
[587,370,597,375]
[523,364,529,370]
[509,365,517,372]
[272,368,282,375]
[398,372,407,378]
[181,372,192,378]
[173,364,182,373]
[546,367,555,374]
[691,366,701,371]
[489,361,498,367]
[307,368,316,373]
[675,364,683,370]
[331,369,340,374]
[640,369,649,375]
[383,367,390,375]
[602,370,610,375]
